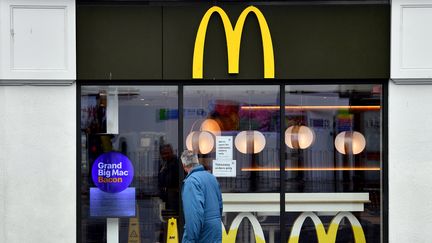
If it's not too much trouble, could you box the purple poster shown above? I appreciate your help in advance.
[91,151,134,193]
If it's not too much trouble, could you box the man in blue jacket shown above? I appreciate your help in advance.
[180,150,223,243]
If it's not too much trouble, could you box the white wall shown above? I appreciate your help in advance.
[0,87,6,243]
[390,0,432,241]
[0,85,76,243]
[0,0,76,240]
[389,82,432,242]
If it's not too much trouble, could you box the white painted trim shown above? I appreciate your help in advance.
[391,0,432,81]
[10,5,68,71]
[391,78,432,84]
[0,80,75,85]
[0,0,76,80]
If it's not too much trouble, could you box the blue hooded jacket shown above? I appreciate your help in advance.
[182,165,223,243]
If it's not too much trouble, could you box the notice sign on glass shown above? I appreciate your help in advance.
[216,136,233,160]
[213,160,236,177]
[214,136,236,177]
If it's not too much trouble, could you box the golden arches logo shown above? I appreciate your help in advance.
[192,6,274,79]
[221,212,366,243]
[222,212,266,243]
[288,212,366,243]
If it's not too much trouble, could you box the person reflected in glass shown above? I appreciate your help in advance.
[180,150,223,243]
[158,144,179,212]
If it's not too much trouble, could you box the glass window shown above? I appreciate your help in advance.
[79,83,384,243]
[80,86,178,243]
[284,84,382,243]
[183,85,281,242]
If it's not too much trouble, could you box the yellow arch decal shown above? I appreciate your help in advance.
[222,212,266,243]
[288,212,366,243]
[192,6,274,79]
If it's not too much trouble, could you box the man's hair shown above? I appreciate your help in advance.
[159,144,173,153]
[180,150,199,167]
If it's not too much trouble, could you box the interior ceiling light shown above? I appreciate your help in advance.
[334,131,366,155]
[285,125,315,149]
[234,131,266,154]
[185,118,219,154]
[200,119,221,137]
[234,90,266,154]
[186,131,215,155]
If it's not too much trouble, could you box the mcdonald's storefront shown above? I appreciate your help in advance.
[76,1,388,243]
[0,0,403,242]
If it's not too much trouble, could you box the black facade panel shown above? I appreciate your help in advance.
[77,6,162,80]
[163,4,390,79]
[270,5,390,79]
[77,4,389,80]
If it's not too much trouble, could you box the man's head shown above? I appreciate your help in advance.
[180,150,199,173]
[160,144,174,162]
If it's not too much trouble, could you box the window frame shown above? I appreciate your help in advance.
[76,79,388,243]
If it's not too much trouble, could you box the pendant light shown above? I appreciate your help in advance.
[200,118,221,137]
[334,131,366,155]
[186,130,215,154]
[234,90,266,154]
[284,95,315,149]
[234,130,266,154]
[285,125,315,149]
[186,118,220,155]
[185,91,219,154]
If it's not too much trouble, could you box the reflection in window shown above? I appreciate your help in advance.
[284,84,382,243]
[183,85,281,242]
[183,86,281,192]
[80,86,178,243]
[79,84,384,243]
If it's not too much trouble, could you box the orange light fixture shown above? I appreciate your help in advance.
[285,125,315,149]
[240,105,381,110]
[185,131,215,154]
[241,167,381,171]
[200,119,221,136]
[234,131,266,154]
[334,131,366,155]
[185,118,221,154]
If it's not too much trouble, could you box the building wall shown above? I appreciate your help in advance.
[390,0,432,242]
[0,0,76,242]
[0,85,76,243]
[389,83,432,242]
[0,87,5,243]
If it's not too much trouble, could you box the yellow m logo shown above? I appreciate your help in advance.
[192,6,275,79]
[221,212,366,243]
[288,212,366,243]
[222,212,266,243]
